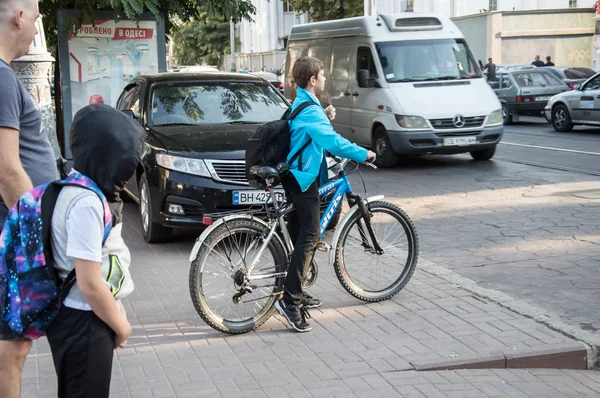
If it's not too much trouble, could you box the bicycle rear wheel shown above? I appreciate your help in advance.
[189,218,287,334]
[333,201,419,302]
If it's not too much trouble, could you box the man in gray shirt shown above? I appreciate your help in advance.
[0,1,59,397]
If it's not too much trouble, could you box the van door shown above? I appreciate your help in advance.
[329,41,355,139]
[350,45,381,146]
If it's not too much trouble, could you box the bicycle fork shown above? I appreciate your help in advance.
[348,193,384,255]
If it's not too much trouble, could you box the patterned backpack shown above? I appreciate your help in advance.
[0,173,112,339]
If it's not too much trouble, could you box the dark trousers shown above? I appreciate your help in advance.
[46,306,116,398]
[281,176,320,306]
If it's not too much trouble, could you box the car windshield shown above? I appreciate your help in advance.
[375,39,482,82]
[149,82,288,126]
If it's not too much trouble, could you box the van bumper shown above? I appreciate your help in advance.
[387,125,504,155]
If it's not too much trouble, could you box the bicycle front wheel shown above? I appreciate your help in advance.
[333,201,419,302]
[189,218,287,334]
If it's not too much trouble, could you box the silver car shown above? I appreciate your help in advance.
[544,72,600,132]
[488,69,569,124]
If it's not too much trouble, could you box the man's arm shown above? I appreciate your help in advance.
[300,107,369,163]
[0,127,32,207]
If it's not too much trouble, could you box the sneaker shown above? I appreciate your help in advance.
[302,291,322,309]
[275,299,312,332]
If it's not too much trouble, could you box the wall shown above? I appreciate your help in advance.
[453,14,488,62]
[453,8,596,67]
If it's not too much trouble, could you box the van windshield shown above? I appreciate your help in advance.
[375,39,482,82]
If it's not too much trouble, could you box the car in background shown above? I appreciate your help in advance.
[488,69,569,124]
[116,72,340,243]
[544,72,600,132]
[544,67,597,90]
[251,71,284,94]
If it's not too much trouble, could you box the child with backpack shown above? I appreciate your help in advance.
[43,104,145,397]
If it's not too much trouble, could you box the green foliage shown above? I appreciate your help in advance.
[172,13,235,66]
[288,0,363,22]
[39,0,256,49]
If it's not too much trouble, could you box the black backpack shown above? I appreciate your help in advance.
[245,102,317,189]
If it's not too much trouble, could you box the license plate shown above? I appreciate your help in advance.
[535,96,550,101]
[233,190,285,205]
[443,137,477,146]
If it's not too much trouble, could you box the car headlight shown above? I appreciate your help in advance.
[395,115,429,129]
[486,109,503,126]
[156,154,211,177]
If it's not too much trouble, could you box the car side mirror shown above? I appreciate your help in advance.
[357,69,380,88]
[574,83,582,91]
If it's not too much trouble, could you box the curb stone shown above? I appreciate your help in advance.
[418,258,599,369]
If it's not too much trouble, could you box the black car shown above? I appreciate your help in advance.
[116,72,339,243]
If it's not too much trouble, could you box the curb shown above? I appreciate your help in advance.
[418,258,599,369]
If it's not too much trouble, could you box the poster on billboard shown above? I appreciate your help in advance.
[57,10,166,158]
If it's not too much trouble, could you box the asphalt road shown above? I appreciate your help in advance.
[498,116,600,175]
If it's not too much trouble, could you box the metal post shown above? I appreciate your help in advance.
[11,17,60,159]
[230,19,236,72]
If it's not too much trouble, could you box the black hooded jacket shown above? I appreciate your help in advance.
[70,104,145,221]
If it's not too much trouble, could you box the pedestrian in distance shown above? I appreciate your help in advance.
[485,58,496,82]
[532,55,545,67]
[545,56,555,67]
[45,104,144,398]
[478,59,484,70]
[274,56,376,332]
[0,1,60,397]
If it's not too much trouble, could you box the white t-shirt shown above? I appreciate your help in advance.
[51,187,105,310]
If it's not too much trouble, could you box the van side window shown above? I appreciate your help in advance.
[357,47,378,80]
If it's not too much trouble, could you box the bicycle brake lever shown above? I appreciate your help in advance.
[366,162,377,170]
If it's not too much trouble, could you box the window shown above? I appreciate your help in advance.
[569,0,577,7]
[357,47,378,81]
[149,82,288,126]
[514,72,548,87]
[489,0,497,11]
[375,39,482,82]
[500,75,513,89]
[586,75,600,90]
[283,1,294,12]
[406,0,414,11]
[117,84,140,116]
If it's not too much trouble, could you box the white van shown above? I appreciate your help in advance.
[284,13,503,167]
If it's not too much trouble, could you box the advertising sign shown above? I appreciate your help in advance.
[57,10,166,157]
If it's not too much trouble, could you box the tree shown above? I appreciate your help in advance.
[173,13,237,66]
[39,0,256,48]
[288,0,363,22]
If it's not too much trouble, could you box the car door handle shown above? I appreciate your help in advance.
[344,91,351,96]
[352,92,359,97]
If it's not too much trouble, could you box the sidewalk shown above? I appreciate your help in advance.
[20,204,600,397]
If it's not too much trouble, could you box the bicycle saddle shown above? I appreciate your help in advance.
[249,163,290,180]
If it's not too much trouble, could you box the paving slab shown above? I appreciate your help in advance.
[20,202,598,396]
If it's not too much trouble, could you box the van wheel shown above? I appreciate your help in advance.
[470,146,496,161]
[373,126,399,168]
[552,104,573,132]
[139,173,173,243]
[502,103,513,125]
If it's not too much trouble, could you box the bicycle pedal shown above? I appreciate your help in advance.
[316,242,331,252]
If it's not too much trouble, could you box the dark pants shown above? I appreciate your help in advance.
[46,306,116,398]
[281,176,320,307]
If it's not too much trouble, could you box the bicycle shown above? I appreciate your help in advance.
[188,156,419,334]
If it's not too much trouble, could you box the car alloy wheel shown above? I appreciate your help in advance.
[554,108,567,129]
[140,180,150,233]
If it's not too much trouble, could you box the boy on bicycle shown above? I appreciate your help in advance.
[276,56,376,332]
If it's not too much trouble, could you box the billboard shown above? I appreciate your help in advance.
[57,10,166,158]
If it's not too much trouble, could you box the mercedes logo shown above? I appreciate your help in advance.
[452,114,466,128]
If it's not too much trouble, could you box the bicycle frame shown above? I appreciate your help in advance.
[187,162,384,281]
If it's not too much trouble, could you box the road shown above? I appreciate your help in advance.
[498,116,600,175]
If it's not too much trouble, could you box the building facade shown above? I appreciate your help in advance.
[222,0,308,72]
[369,0,597,17]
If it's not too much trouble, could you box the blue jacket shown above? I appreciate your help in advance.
[287,88,368,192]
